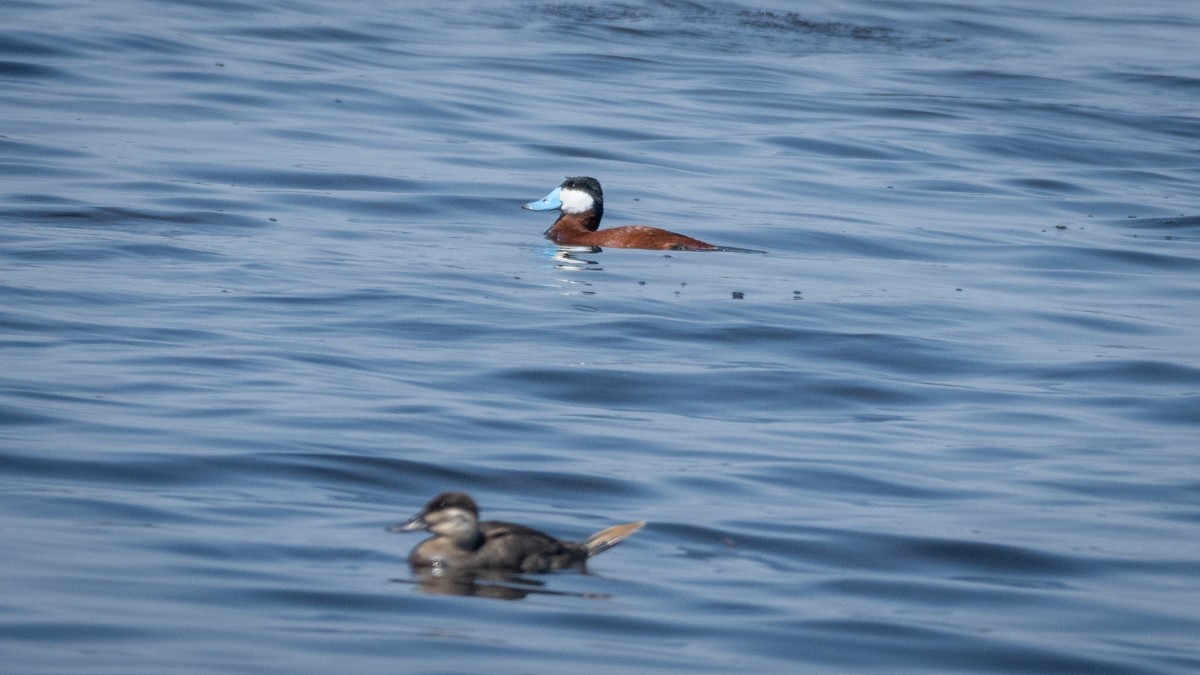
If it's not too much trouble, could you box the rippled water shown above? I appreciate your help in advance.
[4,0,1199,672]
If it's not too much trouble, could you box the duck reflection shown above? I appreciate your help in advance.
[552,245,602,270]
[393,567,612,601]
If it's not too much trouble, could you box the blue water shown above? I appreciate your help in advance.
[3,0,1199,672]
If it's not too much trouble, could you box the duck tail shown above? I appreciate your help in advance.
[581,521,645,557]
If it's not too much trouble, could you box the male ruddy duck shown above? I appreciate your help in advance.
[524,176,758,252]
[389,491,645,573]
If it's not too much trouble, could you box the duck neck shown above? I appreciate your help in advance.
[545,210,603,243]
[451,528,485,552]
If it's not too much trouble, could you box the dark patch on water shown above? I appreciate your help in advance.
[526,2,951,53]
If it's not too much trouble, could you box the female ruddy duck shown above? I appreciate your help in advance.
[389,491,645,573]
[524,176,758,252]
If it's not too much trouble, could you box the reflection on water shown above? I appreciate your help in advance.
[394,568,612,601]
[551,246,603,270]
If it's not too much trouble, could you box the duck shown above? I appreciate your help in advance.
[523,176,757,252]
[389,491,645,573]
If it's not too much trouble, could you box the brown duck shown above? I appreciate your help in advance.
[389,491,645,573]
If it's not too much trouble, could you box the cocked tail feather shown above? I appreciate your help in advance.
[581,521,646,557]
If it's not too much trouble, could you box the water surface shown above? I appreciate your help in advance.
[3,0,1199,672]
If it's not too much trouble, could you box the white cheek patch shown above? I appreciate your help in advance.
[558,187,595,214]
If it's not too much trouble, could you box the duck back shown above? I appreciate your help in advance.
[475,521,589,573]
